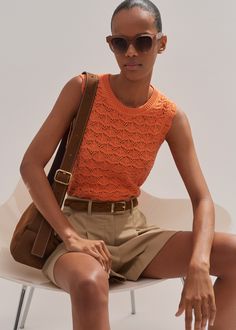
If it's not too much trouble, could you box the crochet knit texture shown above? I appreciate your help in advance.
[67,74,177,201]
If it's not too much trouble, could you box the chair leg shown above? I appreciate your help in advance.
[13,285,28,330]
[129,278,185,317]
[19,287,35,329]
[130,289,136,314]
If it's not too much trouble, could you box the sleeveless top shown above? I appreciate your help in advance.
[67,73,177,201]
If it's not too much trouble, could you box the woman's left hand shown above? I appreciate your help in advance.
[175,265,216,329]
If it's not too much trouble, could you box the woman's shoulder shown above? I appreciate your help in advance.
[154,88,177,108]
[152,87,188,121]
[152,88,189,138]
[68,72,108,91]
[165,106,191,143]
[153,88,179,121]
[65,74,84,88]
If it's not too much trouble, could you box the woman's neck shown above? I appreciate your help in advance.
[109,73,153,108]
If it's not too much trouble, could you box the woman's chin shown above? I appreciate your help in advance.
[120,68,151,82]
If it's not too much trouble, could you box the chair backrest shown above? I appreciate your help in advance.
[0,175,232,291]
[138,190,232,232]
[0,159,53,245]
[0,174,232,246]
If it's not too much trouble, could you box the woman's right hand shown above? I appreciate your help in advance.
[64,233,112,274]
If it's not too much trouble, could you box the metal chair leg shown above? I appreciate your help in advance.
[130,289,136,314]
[130,278,185,316]
[19,287,35,329]
[129,278,185,317]
[13,285,28,330]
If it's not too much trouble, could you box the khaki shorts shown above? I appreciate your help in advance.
[42,197,180,287]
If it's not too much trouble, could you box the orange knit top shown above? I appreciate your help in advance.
[67,73,177,201]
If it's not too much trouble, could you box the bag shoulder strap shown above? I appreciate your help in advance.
[31,72,99,258]
[52,72,98,205]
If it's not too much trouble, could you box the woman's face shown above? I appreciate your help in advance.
[110,7,166,81]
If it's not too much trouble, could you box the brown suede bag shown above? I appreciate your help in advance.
[10,72,99,269]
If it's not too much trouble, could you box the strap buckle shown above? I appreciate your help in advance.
[111,201,126,214]
[54,169,72,186]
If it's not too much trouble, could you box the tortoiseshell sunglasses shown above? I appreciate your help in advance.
[106,32,163,54]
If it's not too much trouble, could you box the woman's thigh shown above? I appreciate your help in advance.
[140,231,236,279]
[53,252,108,293]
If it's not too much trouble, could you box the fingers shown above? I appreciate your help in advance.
[201,298,209,329]
[200,295,216,328]
[64,236,112,275]
[175,294,185,317]
[192,299,202,330]
[95,241,111,273]
[177,296,216,330]
[87,247,108,273]
[101,241,112,266]
[87,240,112,273]
[185,301,193,330]
[208,295,217,327]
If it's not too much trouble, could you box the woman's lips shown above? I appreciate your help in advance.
[124,63,142,70]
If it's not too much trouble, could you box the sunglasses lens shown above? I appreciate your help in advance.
[135,36,153,52]
[111,37,128,53]
[109,35,154,53]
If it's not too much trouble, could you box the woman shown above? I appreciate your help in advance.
[20,1,236,329]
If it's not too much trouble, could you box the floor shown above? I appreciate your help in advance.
[0,276,188,330]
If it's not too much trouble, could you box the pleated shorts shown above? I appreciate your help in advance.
[42,196,180,286]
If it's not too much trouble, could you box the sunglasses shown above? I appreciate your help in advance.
[106,32,163,54]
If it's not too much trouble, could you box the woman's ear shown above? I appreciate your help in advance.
[158,35,167,54]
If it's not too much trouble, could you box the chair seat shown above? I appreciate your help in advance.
[0,180,232,330]
[0,246,60,291]
[109,277,165,293]
[0,244,165,293]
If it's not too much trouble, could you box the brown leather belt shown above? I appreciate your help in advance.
[64,197,138,214]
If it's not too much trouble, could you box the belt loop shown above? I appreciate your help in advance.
[130,198,134,215]
[88,200,92,215]
[111,202,115,214]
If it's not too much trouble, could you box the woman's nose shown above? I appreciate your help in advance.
[125,43,138,57]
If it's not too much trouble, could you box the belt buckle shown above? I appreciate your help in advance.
[54,169,72,186]
[111,201,126,214]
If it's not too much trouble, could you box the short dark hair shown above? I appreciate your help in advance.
[111,0,162,32]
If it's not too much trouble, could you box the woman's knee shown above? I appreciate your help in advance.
[53,252,109,301]
[70,268,109,302]
[210,232,236,278]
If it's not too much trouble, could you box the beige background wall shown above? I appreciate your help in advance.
[0,2,235,328]
[1,1,235,220]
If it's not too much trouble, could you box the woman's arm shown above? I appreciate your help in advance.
[20,75,112,272]
[166,108,215,271]
[166,108,216,326]
[20,75,83,242]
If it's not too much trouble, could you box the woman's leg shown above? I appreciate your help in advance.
[53,252,110,330]
[140,231,236,330]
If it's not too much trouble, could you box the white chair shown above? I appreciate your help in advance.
[0,178,231,330]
